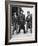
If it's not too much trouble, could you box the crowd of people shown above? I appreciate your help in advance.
[11,7,32,34]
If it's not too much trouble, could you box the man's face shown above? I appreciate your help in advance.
[27,11,30,15]
[27,12,30,15]
[14,13,17,18]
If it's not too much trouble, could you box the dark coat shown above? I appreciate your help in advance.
[26,14,32,28]
[17,14,25,25]
[12,14,25,26]
[12,16,18,25]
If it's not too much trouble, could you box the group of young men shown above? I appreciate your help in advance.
[12,7,32,34]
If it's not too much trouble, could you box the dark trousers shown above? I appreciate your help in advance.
[27,23,32,33]
[17,25,26,33]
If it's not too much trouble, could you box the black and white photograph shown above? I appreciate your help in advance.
[5,1,37,45]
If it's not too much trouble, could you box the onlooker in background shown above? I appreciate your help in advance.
[26,11,32,33]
